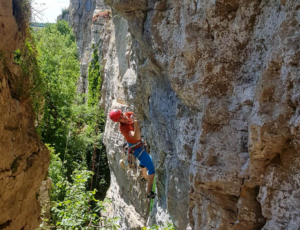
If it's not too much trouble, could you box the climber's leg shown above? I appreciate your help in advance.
[147,173,155,195]
[140,166,148,180]
[139,152,155,196]
[134,147,156,198]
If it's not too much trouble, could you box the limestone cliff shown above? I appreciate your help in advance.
[0,0,49,229]
[57,9,71,23]
[72,0,300,229]
[68,0,110,96]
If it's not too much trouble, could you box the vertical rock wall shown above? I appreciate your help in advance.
[102,14,155,229]
[69,0,110,96]
[0,0,49,229]
[72,0,300,229]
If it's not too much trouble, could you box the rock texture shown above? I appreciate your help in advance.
[69,0,110,97]
[57,10,71,23]
[72,0,300,229]
[38,179,52,222]
[0,0,49,229]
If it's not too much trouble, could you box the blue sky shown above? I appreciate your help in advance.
[32,0,70,23]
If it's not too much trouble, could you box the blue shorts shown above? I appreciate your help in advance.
[128,143,155,175]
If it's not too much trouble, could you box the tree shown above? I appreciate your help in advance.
[35,20,79,158]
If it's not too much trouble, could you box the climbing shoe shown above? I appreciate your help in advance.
[147,191,155,199]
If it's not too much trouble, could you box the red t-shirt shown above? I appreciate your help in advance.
[119,112,140,144]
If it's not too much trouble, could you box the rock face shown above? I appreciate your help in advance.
[72,0,300,229]
[69,0,110,97]
[0,0,49,229]
[57,10,71,23]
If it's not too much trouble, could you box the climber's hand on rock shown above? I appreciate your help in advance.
[130,114,138,123]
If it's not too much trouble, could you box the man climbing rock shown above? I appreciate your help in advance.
[109,109,155,199]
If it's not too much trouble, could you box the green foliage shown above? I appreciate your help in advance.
[34,20,79,155]
[51,169,99,228]
[142,223,175,230]
[43,146,117,230]
[34,20,100,175]
[48,145,66,202]
[33,18,112,229]
[2,1,40,105]
[48,154,118,229]
[34,20,107,173]
[87,45,102,107]
[12,32,44,107]
[61,8,69,17]
[85,44,109,200]
[35,20,111,228]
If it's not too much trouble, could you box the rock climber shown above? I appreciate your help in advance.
[109,109,155,199]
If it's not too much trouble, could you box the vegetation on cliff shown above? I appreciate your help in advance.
[31,20,112,229]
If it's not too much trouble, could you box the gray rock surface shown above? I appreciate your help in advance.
[69,0,110,96]
[57,10,71,23]
[71,0,300,229]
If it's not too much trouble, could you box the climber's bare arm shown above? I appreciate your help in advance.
[129,114,141,140]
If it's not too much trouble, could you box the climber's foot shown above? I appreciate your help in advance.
[147,191,155,199]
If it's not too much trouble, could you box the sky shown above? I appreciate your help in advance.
[32,0,70,23]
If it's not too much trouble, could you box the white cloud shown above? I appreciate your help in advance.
[32,0,69,23]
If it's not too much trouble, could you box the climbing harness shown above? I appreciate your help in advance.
[122,142,133,167]
[123,140,147,168]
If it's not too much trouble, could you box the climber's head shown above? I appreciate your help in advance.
[109,109,122,122]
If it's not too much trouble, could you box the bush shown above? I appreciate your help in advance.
[41,146,118,230]
[35,20,112,229]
